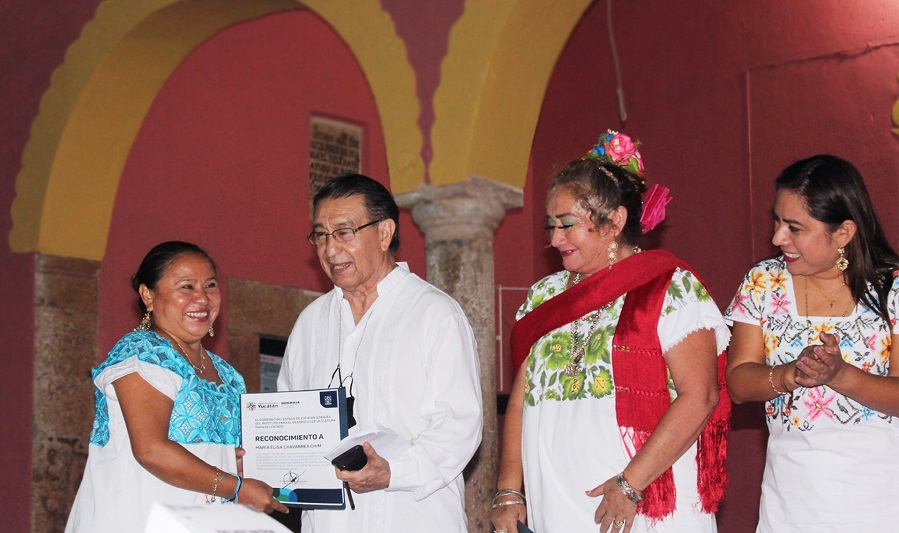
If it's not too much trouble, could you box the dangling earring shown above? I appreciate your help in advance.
[607,241,619,269]
[836,247,849,272]
[136,311,152,331]
[208,324,215,337]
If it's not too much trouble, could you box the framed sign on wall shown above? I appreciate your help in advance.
[309,116,362,204]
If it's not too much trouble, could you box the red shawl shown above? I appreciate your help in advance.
[510,250,729,519]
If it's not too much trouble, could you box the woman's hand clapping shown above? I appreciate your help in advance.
[795,332,845,388]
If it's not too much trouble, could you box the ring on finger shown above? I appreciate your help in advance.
[613,518,625,528]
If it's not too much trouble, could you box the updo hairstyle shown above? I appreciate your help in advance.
[548,159,647,245]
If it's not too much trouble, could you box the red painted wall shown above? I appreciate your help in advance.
[98,11,425,358]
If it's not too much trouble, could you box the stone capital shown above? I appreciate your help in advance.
[395,175,523,241]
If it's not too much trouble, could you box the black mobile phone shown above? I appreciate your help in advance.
[331,444,368,471]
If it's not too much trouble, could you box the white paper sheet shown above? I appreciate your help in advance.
[324,425,412,462]
[144,503,293,533]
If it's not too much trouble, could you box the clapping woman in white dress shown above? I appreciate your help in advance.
[725,155,899,531]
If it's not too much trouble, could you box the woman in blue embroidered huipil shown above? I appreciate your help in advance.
[725,156,899,532]
[66,241,287,532]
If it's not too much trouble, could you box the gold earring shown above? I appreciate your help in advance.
[136,311,152,331]
[607,241,619,268]
[208,324,215,337]
[836,247,849,272]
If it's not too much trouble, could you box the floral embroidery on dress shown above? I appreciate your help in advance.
[519,268,704,406]
[724,257,897,431]
[90,330,245,447]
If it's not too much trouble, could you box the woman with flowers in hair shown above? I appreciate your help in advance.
[724,155,899,532]
[491,132,731,533]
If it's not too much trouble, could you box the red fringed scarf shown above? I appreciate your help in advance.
[510,250,729,520]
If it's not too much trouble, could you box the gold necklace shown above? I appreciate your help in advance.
[805,275,845,309]
[802,275,853,342]
[171,336,207,373]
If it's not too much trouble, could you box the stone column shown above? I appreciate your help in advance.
[396,176,522,533]
[32,254,100,533]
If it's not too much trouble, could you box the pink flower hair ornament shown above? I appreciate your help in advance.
[583,130,645,177]
[582,130,671,234]
[640,183,671,234]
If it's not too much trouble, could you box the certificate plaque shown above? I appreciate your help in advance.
[240,388,349,509]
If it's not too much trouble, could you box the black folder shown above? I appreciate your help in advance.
[518,521,535,533]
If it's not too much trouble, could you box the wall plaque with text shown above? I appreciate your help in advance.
[309,117,362,203]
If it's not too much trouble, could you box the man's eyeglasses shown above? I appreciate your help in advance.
[307,219,383,246]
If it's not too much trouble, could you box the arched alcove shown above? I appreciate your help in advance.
[9,0,419,261]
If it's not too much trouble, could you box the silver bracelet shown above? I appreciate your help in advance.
[493,488,525,503]
[615,472,645,503]
[491,499,526,509]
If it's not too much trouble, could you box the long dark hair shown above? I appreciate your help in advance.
[547,159,646,245]
[313,174,400,254]
[776,155,899,322]
[131,241,217,313]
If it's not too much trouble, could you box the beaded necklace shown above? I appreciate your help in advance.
[562,248,642,378]
[564,272,613,377]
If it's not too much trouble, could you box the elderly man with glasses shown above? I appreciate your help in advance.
[278,173,483,533]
